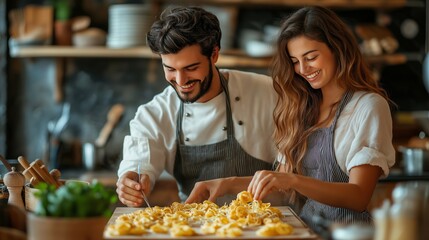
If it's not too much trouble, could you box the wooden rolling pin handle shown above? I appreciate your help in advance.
[31,160,57,187]
[27,165,44,183]
[41,165,60,188]
[30,176,40,187]
[18,156,36,181]
[46,167,62,187]
[17,156,31,169]
[50,169,62,185]
[22,168,34,181]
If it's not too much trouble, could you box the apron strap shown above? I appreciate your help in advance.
[330,90,354,133]
[218,69,234,138]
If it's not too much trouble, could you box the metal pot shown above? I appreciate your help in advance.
[399,147,429,175]
[82,143,104,171]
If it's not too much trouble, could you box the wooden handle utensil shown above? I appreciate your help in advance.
[95,104,124,147]
[0,154,12,171]
[18,156,33,181]
[31,159,59,187]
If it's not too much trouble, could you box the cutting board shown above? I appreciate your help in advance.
[104,206,319,240]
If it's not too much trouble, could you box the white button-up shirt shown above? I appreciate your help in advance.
[118,69,278,189]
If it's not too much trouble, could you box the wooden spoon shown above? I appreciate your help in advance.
[95,104,125,147]
[0,154,12,171]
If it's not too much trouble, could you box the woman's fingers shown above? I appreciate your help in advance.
[249,170,283,200]
[253,172,272,200]
[186,182,210,203]
[248,170,264,194]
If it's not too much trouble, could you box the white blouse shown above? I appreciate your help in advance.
[278,91,396,178]
[118,70,278,189]
[334,91,395,178]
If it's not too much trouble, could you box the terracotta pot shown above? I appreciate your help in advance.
[27,213,107,240]
[54,20,72,46]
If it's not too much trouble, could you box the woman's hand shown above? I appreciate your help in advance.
[248,170,294,200]
[116,171,151,207]
[186,176,252,203]
[185,178,227,203]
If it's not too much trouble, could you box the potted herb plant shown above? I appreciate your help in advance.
[27,180,117,240]
[49,0,73,45]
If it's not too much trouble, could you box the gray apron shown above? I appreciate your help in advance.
[299,91,372,230]
[173,71,273,202]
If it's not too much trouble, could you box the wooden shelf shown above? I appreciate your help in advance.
[10,45,409,67]
[154,0,406,8]
[9,46,272,68]
[10,46,158,58]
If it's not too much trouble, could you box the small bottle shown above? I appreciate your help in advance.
[372,199,391,240]
[389,183,418,240]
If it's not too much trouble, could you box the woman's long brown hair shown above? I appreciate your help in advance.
[270,6,389,201]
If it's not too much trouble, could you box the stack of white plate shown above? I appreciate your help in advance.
[107,4,152,48]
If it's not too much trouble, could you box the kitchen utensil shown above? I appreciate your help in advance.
[82,142,100,171]
[137,163,151,208]
[31,159,60,188]
[17,156,33,181]
[398,146,429,175]
[95,104,124,148]
[48,102,70,169]
[49,169,61,180]
[18,156,42,185]
[0,154,12,171]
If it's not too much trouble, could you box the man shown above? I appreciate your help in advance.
[116,6,277,207]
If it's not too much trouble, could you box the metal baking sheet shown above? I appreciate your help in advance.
[104,206,319,239]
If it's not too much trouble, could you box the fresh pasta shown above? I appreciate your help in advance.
[105,191,293,237]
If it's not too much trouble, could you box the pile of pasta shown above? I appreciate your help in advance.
[105,191,293,238]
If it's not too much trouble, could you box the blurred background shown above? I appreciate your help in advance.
[0,0,428,208]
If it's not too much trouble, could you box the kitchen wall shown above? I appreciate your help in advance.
[7,57,167,170]
[2,0,428,172]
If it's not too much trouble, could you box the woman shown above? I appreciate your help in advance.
[186,6,395,229]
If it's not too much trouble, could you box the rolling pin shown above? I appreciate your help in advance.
[95,103,124,147]
[18,156,34,181]
[23,168,40,186]
[18,156,42,183]
[31,159,59,187]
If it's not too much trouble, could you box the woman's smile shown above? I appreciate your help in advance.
[304,70,321,81]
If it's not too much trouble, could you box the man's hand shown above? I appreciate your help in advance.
[116,171,151,207]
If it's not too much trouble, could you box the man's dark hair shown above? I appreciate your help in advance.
[147,6,222,58]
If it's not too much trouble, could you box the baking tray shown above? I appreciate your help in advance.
[104,206,319,239]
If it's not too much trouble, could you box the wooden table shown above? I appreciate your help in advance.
[104,206,319,240]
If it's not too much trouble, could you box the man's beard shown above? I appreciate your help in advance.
[173,62,214,103]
